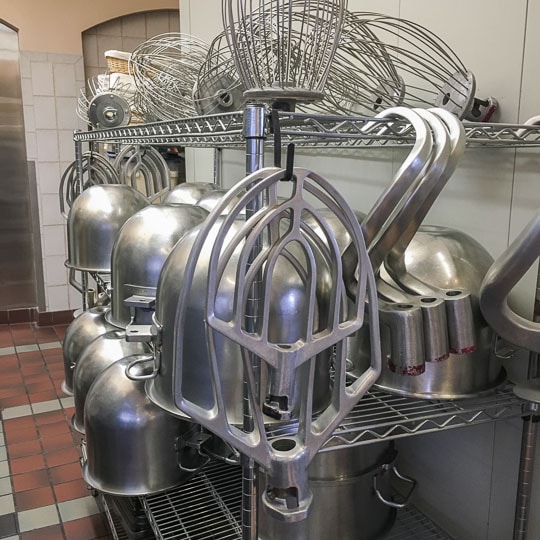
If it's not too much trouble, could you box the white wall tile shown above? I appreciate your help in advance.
[121,37,145,54]
[97,17,122,37]
[21,78,34,106]
[53,63,77,97]
[121,13,147,38]
[55,97,78,131]
[40,193,63,226]
[46,285,70,312]
[58,130,75,163]
[42,225,66,258]
[97,36,123,70]
[68,282,83,311]
[168,10,180,33]
[33,96,57,130]
[30,61,54,96]
[24,51,47,62]
[44,255,68,287]
[25,131,37,161]
[23,105,35,132]
[147,10,172,38]
[19,53,31,79]
[82,36,100,70]
[37,162,62,195]
[75,58,85,82]
[36,130,59,162]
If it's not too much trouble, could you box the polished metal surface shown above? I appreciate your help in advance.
[0,24,37,308]
[72,330,149,433]
[66,184,148,272]
[138,460,451,540]
[167,166,380,524]
[480,211,540,353]
[83,356,194,496]
[259,443,396,540]
[146,217,333,425]
[350,225,504,399]
[266,384,524,449]
[62,306,115,395]
[109,204,208,328]
[163,181,219,205]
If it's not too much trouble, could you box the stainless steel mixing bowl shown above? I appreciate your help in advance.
[66,184,148,272]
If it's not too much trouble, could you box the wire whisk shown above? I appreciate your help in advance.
[193,31,246,116]
[129,33,209,122]
[222,0,348,110]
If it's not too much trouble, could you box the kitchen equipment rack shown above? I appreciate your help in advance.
[73,109,540,148]
[95,383,524,540]
[73,105,537,540]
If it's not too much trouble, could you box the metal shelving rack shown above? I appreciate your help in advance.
[73,107,537,540]
[72,109,540,149]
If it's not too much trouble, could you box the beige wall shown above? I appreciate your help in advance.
[0,0,178,54]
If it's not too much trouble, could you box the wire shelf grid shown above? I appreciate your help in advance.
[73,109,540,149]
[267,383,525,450]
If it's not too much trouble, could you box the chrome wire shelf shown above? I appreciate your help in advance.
[388,505,454,540]
[267,383,525,450]
[73,109,540,149]
[134,461,454,540]
[142,462,242,540]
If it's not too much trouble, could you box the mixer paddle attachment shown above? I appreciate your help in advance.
[172,166,381,522]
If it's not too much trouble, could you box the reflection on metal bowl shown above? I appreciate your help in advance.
[83,356,195,496]
[349,225,504,399]
[61,306,115,395]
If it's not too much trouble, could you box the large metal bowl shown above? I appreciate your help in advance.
[72,330,149,434]
[163,182,219,205]
[349,225,504,398]
[83,356,195,496]
[61,306,116,395]
[146,217,333,425]
[66,184,148,272]
[108,204,208,328]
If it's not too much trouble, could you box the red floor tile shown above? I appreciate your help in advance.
[14,485,55,511]
[29,389,59,404]
[63,514,110,540]
[0,372,24,385]
[18,351,44,363]
[49,462,84,484]
[27,380,55,393]
[54,324,69,340]
[41,432,76,453]
[39,421,71,439]
[10,453,46,475]
[35,409,67,426]
[12,468,50,492]
[54,478,91,502]
[21,524,65,540]
[0,386,26,399]
[4,426,38,446]
[45,446,80,468]
[20,363,48,376]
[0,356,20,373]
[0,393,30,408]
[7,439,42,459]
[42,348,63,359]
[4,415,35,432]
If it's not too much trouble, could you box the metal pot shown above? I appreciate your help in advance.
[66,184,148,272]
[195,189,244,214]
[107,204,209,328]
[164,182,219,205]
[145,217,333,425]
[349,225,505,398]
[61,306,116,395]
[259,442,403,540]
[82,356,196,496]
[72,330,149,434]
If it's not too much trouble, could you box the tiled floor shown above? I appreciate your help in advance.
[0,322,112,540]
